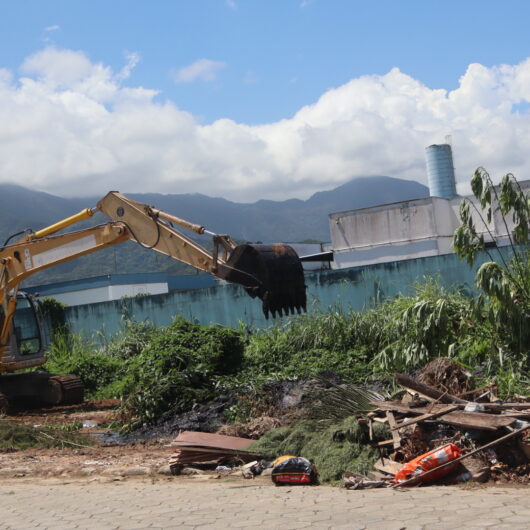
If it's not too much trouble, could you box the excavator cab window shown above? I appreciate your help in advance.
[12,295,42,356]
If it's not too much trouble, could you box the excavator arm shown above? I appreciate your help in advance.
[0,192,307,347]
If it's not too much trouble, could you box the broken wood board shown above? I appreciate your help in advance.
[373,439,395,447]
[438,411,517,431]
[370,400,459,416]
[391,405,460,431]
[395,373,467,404]
[171,431,254,450]
[386,411,401,450]
[482,403,530,410]
[169,431,260,470]
[369,400,431,415]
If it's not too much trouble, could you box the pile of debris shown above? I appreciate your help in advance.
[354,363,530,488]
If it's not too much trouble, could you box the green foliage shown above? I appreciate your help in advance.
[100,319,157,360]
[244,306,391,380]
[493,368,530,399]
[453,168,530,362]
[374,280,477,371]
[116,317,245,427]
[45,331,124,398]
[37,297,67,334]
[249,418,388,482]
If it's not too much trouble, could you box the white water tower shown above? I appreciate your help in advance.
[425,143,457,199]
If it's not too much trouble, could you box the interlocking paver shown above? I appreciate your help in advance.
[0,478,528,529]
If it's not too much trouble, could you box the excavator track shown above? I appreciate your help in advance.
[0,372,84,411]
[48,374,85,406]
[0,392,9,414]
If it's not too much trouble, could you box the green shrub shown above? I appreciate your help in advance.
[101,319,157,360]
[117,317,245,426]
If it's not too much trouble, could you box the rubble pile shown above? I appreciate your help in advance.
[355,367,530,487]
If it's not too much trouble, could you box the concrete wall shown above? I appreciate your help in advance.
[329,197,462,268]
[63,247,511,341]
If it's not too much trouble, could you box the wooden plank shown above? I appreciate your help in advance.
[369,400,428,415]
[482,403,530,410]
[386,411,401,449]
[391,405,459,431]
[370,401,455,416]
[395,374,467,404]
[373,439,395,447]
[171,446,261,456]
[438,411,517,432]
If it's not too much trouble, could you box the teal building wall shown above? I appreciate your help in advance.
[62,248,509,340]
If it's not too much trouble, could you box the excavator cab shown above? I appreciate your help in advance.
[0,293,45,367]
[12,293,45,359]
[0,293,83,412]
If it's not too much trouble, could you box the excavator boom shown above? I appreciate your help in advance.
[97,192,307,317]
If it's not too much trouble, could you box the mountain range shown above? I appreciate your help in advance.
[0,176,428,286]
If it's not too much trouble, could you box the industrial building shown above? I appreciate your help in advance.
[328,143,528,269]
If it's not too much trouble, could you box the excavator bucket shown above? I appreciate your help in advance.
[223,244,307,319]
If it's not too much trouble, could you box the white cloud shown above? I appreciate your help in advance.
[2,47,530,202]
[44,25,60,32]
[116,52,140,82]
[226,0,237,10]
[173,59,226,84]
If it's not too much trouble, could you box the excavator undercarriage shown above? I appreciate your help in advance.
[0,373,84,414]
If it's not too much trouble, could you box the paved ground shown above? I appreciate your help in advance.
[0,477,528,529]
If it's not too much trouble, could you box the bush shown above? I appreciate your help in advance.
[117,317,245,427]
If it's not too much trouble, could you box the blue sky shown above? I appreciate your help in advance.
[0,0,530,200]
[2,0,529,124]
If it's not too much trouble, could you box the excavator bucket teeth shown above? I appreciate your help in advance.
[225,244,307,319]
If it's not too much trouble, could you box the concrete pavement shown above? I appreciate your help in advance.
[0,477,528,529]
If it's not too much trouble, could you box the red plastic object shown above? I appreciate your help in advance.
[273,474,313,484]
[393,443,462,486]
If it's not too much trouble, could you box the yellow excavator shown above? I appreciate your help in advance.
[0,191,306,411]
